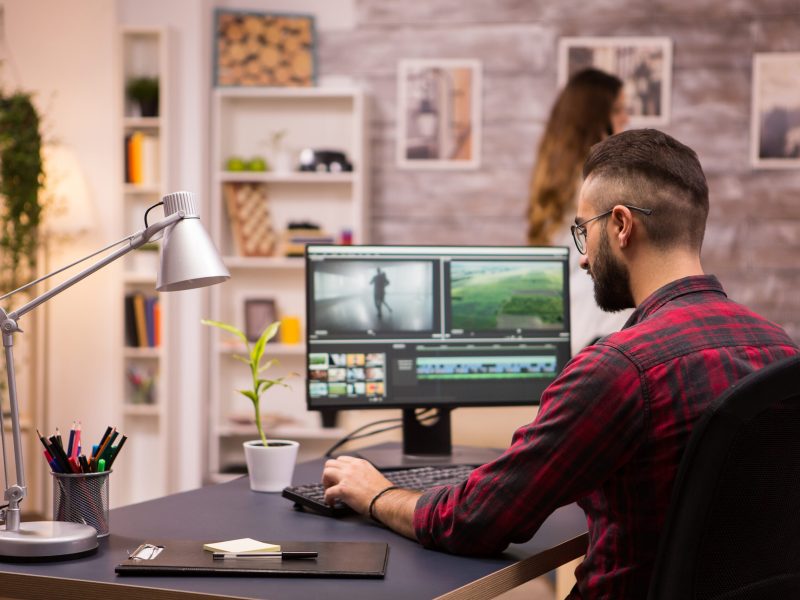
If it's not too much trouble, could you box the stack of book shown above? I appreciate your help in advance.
[279,222,335,257]
[124,131,160,185]
[124,292,161,347]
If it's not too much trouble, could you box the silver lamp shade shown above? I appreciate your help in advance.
[156,191,230,292]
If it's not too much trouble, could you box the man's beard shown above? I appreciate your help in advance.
[590,227,635,312]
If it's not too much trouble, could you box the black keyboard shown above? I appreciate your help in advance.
[282,464,477,517]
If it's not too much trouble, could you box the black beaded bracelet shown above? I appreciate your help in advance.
[368,485,400,525]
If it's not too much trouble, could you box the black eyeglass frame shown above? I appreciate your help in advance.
[570,205,653,255]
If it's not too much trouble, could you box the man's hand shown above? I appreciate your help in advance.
[322,456,421,540]
[322,456,392,514]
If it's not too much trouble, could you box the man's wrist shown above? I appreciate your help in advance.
[368,485,400,525]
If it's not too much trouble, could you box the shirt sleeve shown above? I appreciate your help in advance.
[413,343,646,555]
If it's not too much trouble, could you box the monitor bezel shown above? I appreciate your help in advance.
[304,243,572,412]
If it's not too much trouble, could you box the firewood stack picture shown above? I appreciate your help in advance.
[215,11,315,87]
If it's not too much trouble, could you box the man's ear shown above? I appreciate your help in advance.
[611,205,634,249]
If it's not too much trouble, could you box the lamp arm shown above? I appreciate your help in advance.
[0,210,182,530]
[8,211,183,322]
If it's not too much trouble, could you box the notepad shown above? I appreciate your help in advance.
[202,538,281,553]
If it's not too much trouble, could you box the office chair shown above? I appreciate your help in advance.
[648,354,800,600]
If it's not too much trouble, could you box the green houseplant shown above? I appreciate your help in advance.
[0,92,45,292]
[202,318,298,492]
[0,91,45,402]
[125,76,159,117]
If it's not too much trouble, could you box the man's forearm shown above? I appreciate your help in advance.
[370,488,421,540]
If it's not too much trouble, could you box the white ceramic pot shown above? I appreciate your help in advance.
[243,439,299,492]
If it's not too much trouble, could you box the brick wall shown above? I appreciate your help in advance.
[318,1,800,340]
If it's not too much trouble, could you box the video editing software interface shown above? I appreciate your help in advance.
[305,245,572,412]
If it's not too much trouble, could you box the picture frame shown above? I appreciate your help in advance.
[213,9,317,87]
[240,296,278,343]
[396,59,482,170]
[558,37,673,126]
[750,53,800,169]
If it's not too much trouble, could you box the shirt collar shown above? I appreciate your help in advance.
[623,275,726,328]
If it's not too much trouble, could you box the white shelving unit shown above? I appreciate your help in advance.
[114,27,171,505]
[207,87,367,481]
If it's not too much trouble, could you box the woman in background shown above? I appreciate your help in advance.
[528,68,630,355]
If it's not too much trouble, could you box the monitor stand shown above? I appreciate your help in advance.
[354,408,503,469]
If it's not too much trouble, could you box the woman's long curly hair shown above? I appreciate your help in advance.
[527,68,623,245]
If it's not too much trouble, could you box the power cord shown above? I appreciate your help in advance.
[323,409,438,458]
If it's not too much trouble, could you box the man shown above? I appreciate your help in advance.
[369,267,390,319]
[322,129,799,598]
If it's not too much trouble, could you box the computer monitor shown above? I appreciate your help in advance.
[305,245,572,467]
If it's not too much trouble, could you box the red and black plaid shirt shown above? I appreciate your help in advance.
[414,275,799,598]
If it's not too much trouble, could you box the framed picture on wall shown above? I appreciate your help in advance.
[558,37,673,126]
[240,296,278,343]
[751,53,800,168]
[396,59,482,169]
[213,9,317,87]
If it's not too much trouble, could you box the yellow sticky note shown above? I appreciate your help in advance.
[203,538,281,553]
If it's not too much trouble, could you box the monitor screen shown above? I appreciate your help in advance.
[305,245,571,466]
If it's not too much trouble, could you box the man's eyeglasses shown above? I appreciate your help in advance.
[570,205,653,255]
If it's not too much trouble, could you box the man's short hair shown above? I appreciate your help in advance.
[583,129,709,251]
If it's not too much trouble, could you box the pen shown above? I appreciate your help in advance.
[106,435,127,468]
[67,421,75,457]
[72,421,81,459]
[212,551,318,560]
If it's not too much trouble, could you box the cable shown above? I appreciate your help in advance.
[323,417,401,458]
[323,409,439,458]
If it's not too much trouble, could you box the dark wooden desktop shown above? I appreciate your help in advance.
[0,454,588,600]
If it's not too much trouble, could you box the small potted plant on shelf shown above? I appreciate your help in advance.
[201,318,297,492]
[126,76,160,117]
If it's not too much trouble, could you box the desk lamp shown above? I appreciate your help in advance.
[0,191,229,558]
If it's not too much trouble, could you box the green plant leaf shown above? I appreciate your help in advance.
[202,319,248,345]
[257,358,278,373]
[238,389,258,403]
[252,321,280,367]
[232,354,250,366]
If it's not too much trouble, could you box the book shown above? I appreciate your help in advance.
[153,298,161,347]
[123,133,132,183]
[128,131,144,184]
[132,292,148,348]
[123,294,138,346]
[141,134,160,185]
[145,296,156,347]
[202,538,281,554]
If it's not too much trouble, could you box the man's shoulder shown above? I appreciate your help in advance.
[598,296,797,369]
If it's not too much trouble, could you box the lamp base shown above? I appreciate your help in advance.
[0,521,98,560]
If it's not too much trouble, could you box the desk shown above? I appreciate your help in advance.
[0,457,588,600]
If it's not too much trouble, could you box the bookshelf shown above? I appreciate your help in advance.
[206,87,367,481]
[114,27,170,505]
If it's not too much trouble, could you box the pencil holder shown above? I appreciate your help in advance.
[51,470,111,537]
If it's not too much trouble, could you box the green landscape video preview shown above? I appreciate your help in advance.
[450,261,564,331]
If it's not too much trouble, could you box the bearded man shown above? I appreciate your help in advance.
[321,129,800,599]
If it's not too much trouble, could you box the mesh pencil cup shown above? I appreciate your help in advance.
[51,470,111,537]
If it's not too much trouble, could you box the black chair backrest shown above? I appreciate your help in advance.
[648,354,800,600]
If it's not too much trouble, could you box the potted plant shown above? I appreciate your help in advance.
[201,318,297,492]
[125,76,160,117]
